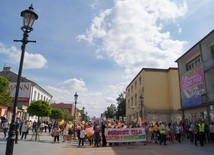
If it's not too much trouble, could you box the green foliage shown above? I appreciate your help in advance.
[62,109,73,121]
[102,104,117,119]
[27,100,51,117]
[0,76,12,106]
[101,93,126,119]
[116,93,126,119]
[50,108,64,120]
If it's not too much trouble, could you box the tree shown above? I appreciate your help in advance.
[101,93,126,120]
[27,100,51,140]
[62,109,73,121]
[102,104,117,119]
[0,76,12,106]
[116,93,126,119]
[49,108,64,120]
[27,100,51,117]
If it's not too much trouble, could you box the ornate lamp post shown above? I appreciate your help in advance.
[82,106,85,121]
[5,5,38,155]
[85,111,88,122]
[73,92,78,139]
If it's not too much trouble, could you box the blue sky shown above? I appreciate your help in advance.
[0,0,213,117]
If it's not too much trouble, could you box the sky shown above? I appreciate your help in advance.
[0,0,213,118]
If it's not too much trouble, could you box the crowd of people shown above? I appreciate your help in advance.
[1,115,214,148]
[48,118,214,148]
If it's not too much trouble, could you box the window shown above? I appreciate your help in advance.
[186,56,201,71]
[139,76,142,85]
[131,97,133,107]
[37,93,40,100]
[34,91,37,100]
[135,94,137,105]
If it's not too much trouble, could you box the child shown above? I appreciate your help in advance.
[52,125,61,143]
[78,126,86,147]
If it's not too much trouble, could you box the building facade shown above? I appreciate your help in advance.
[126,68,181,123]
[176,29,214,124]
[0,67,53,122]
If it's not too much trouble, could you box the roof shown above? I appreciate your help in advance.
[51,102,74,109]
[0,67,53,97]
[126,67,178,90]
[175,29,214,62]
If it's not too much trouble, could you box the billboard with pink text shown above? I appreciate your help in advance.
[180,67,205,108]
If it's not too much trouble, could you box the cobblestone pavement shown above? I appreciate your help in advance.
[0,131,214,155]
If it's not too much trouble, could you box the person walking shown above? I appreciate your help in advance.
[93,122,101,147]
[159,122,167,145]
[153,122,159,143]
[194,121,200,146]
[3,119,9,139]
[48,121,52,134]
[209,122,214,142]
[67,121,74,142]
[52,125,61,143]
[188,122,195,143]
[62,122,68,142]
[20,121,29,140]
[15,118,20,144]
[198,120,205,146]
[78,126,86,147]
[175,123,182,143]
[101,121,107,147]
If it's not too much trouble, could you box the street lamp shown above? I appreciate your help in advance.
[139,95,144,121]
[74,92,78,139]
[5,5,38,155]
[82,106,85,121]
[85,111,88,122]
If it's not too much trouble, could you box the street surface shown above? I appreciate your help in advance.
[0,131,214,155]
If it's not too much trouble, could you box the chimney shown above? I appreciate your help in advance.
[3,67,11,71]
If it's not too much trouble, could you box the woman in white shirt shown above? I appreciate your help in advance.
[78,126,86,147]
[209,122,214,142]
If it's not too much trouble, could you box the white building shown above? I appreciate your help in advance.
[0,67,53,122]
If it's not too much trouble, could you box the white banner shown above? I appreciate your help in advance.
[105,128,146,143]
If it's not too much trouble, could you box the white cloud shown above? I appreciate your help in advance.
[45,78,123,117]
[0,42,47,69]
[77,0,188,81]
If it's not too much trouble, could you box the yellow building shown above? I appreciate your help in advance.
[126,68,181,123]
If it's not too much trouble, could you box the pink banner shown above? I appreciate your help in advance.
[180,68,205,90]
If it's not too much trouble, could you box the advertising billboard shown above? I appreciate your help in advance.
[8,82,31,104]
[180,67,205,108]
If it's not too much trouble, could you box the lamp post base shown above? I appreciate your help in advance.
[5,123,16,155]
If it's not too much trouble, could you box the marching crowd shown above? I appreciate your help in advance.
[1,116,214,148]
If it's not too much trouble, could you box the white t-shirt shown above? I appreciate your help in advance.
[210,124,214,133]
[80,129,86,138]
